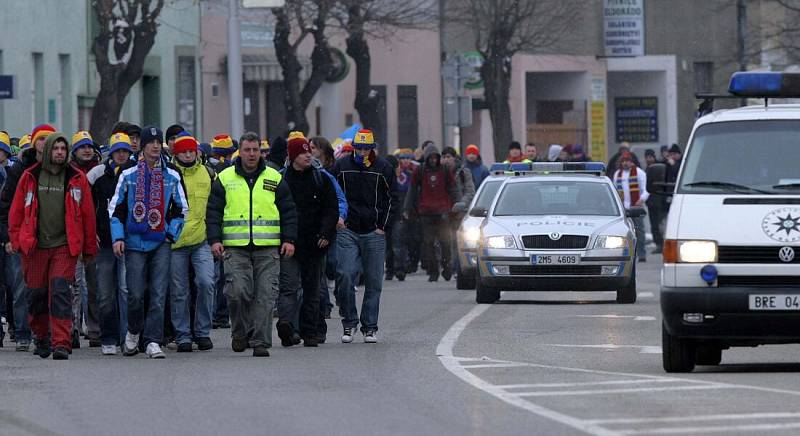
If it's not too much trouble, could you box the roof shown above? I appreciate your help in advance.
[696,103,800,126]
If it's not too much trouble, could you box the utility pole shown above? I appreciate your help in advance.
[228,0,244,138]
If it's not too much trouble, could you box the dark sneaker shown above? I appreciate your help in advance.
[176,342,193,353]
[315,334,327,344]
[52,347,69,360]
[442,268,453,282]
[231,337,248,352]
[396,272,406,281]
[428,274,439,282]
[276,321,295,347]
[15,340,30,352]
[88,338,101,348]
[71,331,81,349]
[384,272,393,281]
[212,319,231,329]
[33,339,51,358]
[291,333,302,345]
[302,336,319,347]
[323,308,332,319]
[252,345,270,357]
[195,337,214,351]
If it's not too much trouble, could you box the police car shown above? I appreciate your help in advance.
[472,162,642,304]
[456,173,506,289]
[660,72,800,372]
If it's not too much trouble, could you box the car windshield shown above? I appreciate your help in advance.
[474,180,503,209]
[678,120,800,194]
[493,181,620,217]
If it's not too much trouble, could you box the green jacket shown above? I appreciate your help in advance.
[173,159,215,249]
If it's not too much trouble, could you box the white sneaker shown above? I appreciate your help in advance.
[363,330,378,344]
[145,342,165,359]
[101,345,117,355]
[341,327,355,343]
[123,332,139,356]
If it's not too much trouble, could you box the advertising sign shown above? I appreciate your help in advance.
[615,96,658,143]
[604,0,645,57]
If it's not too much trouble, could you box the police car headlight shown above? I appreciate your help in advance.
[678,240,718,263]
[462,227,481,244]
[485,235,517,249]
[594,235,627,249]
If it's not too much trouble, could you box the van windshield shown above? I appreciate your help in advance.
[678,120,800,195]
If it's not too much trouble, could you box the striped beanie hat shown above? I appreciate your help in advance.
[212,134,236,155]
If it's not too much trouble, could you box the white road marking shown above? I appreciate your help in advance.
[634,316,656,321]
[637,292,654,298]
[496,379,684,390]
[619,421,800,435]
[460,363,530,369]
[515,384,730,397]
[587,412,800,425]
[639,346,662,354]
[545,344,661,354]
[573,315,654,321]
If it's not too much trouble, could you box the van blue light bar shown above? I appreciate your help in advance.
[728,72,800,97]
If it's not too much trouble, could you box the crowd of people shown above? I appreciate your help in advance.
[0,122,682,360]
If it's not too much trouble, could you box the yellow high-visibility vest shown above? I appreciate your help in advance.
[218,166,282,247]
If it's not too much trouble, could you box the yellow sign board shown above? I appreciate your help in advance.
[590,101,607,162]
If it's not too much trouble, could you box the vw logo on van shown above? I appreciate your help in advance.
[762,208,800,243]
[549,232,562,241]
[779,246,796,263]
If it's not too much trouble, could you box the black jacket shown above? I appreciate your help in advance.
[0,148,38,244]
[87,160,122,249]
[283,165,338,256]
[333,154,395,234]
[206,157,298,248]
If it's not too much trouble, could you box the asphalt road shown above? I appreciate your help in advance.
[2,256,800,436]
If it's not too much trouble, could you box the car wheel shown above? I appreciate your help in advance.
[475,273,499,304]
[662,322,696,373]
[616,263,637,304]
[456,269,476,290]
[696,345,722,366]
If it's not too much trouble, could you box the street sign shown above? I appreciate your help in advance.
[444,96,472,127]
[243,0,285,7]
[0,75,14,99]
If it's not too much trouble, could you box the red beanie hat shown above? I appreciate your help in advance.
[465,144,480,156]
[287,131,310,162]
[31,124,56,146]
[172,134,198,155]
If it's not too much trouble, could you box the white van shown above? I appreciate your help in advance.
[661,72,800,372]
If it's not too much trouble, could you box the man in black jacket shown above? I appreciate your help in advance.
[332,129,395,344]
[276,132,338,347]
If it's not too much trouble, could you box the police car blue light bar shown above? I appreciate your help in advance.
[490,162,606,175]
[728,71,800,97]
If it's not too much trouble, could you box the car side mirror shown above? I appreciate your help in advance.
[625,207,646,218]
[469,207,488,217]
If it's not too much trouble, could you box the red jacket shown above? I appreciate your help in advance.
[9,162,97,257]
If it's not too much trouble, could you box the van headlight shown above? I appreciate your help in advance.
[677,240,718,263]
[485,235,517,249]
[462,227,481,245]
[594,235,627,249]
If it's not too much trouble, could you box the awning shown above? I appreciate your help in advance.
[224,54,311,82]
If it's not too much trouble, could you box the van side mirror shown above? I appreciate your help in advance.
[625,207,646,218]
[646,163,674,196]
[469,207,488,217]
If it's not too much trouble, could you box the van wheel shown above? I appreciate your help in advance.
[662,322,696,373]
[616,264,637,304]
[456,270,476,290]
[475,274,500,304]
[696,345,722,366]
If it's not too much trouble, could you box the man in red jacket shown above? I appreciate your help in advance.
[8,132,97,360]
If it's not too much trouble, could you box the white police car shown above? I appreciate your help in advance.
[472,162,642,304]
[661,72,800,372]
[456,173,506,289]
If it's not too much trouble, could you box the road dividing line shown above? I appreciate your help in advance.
[618,421,800,435]
[515,384,730,397]
[587,412,800,425]
[496,379,683,390]
[436,304,619,436]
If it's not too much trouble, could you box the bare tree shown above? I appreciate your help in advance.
[273,0,336,134]
[756,0,800,66]
[449,0,580,160]
[90,0,165,142]
[335,0,436,153]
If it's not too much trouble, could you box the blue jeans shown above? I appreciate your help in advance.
[170,242,215,343]
[5,253,30,342]
[125,243,170,345]
[95,248,121,346]
[632,215,647,260]
[336,228,386,332]
[117,253,128,344]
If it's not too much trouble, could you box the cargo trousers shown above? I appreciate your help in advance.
[223,247,280,348]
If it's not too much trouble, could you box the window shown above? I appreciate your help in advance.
[211,82,219,99]
[371,85,387,154]
[59,54,73,134]
[177,55,196,134]
[32,52,45,124]
[397,85,418,149]
[495,181,620,217]
[142,75,161,127]
[694,62,713,94]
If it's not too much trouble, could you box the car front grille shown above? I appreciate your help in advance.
[508,265,602,276]
[521,235,589,249]
[717,246,800,264]
[717,276,800,287]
